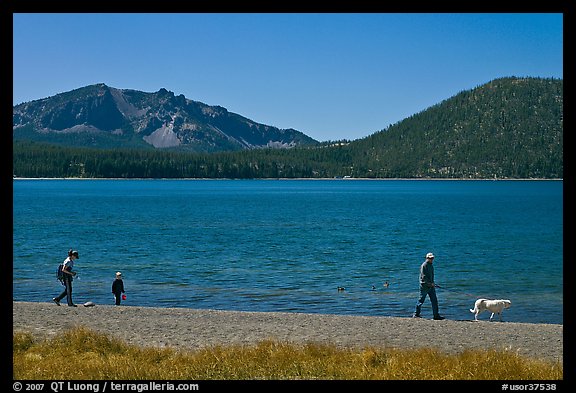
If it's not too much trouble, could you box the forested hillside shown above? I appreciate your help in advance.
[13,77,563,179]
[347,77,563,178]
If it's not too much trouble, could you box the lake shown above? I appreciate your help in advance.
[12,179,563,324]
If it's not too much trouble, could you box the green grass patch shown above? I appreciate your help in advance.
[13,327,562,380]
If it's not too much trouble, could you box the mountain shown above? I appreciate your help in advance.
[13,77,563,179]
[344,77,563,178]
[13,84,318,152]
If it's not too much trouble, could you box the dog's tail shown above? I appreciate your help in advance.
[469,308,476,313]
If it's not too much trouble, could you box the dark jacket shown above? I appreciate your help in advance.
[112,278,125,294]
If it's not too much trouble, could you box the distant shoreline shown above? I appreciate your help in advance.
[13,301,563,362]
[12,177,563,181]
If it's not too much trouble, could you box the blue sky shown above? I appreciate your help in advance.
[13,13,563,142]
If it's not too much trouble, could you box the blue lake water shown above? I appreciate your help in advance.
[12,179,563,324]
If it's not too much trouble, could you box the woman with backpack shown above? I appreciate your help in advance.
[53,249,79,307]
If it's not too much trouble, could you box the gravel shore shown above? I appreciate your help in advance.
[13,301,563,362]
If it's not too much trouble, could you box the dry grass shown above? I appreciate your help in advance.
[13,327,562,380]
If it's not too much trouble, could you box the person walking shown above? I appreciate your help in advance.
[112,271,125,306]
[413,252,445,320]
[53,249,79,307]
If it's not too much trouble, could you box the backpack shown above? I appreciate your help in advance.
[57,263,65,284]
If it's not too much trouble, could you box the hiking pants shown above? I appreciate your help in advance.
[56,275,74,306]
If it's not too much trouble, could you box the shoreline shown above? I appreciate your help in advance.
[13,301,563,362]
[12,177,563,181]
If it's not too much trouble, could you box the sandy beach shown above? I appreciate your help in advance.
[13,301,563,363]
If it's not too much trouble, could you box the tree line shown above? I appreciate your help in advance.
[12,136,561,179]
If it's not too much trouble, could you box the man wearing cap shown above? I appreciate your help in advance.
[413,252,445,320]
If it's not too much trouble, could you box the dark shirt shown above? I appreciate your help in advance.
[112,278,125,294]
[419,260,434,287]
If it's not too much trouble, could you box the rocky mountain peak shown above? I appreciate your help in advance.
[13,85,318,152]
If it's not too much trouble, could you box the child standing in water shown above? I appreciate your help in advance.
[112,272,125,305]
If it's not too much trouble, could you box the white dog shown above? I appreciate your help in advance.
[470,299,511,321]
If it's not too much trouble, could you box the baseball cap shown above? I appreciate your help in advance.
[426,252,435,259]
